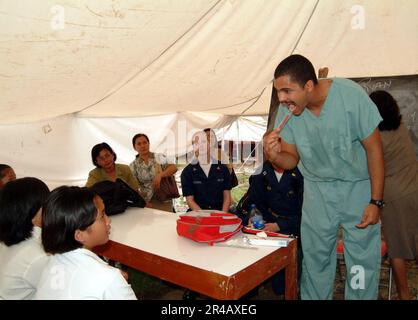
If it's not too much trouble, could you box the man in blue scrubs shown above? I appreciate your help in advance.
[264,55,385,299]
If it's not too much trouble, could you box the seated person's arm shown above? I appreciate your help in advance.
[263,222,280,232]
[153,163,177,190]
[221,166,232,212]
[161,164,178,177]
[154,154,177,184]
[222,190,231,212]
[181,167,200,211]
[185,195,201,211]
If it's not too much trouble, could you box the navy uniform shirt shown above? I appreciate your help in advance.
[246,161,303,237]
[181,160,232,211]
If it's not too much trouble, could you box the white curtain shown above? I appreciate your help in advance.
[0,112,266,189]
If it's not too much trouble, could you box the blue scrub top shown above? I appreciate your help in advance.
[181,160,232,211]
[276,78,382,182]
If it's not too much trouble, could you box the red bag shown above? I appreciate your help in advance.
[176,211,242,245]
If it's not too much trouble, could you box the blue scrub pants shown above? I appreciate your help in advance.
[300,179,381,300]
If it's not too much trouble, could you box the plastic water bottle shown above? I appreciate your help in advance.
[249,204,264,229]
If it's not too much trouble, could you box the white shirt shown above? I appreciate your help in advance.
[34,248,136,300]
[274,170,284,183]
[193,154,213,177]
[0,226,49,300]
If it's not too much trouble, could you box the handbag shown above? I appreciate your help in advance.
[90,178,146,215]
[154,162,180,202]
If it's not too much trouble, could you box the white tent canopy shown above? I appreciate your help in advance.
[1,0,417,187]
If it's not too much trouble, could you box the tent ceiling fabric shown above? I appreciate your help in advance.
[1,0,418,124]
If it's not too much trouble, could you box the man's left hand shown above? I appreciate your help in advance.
[356,204,380,229]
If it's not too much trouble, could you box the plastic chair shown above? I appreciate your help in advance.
[336,239,393,299]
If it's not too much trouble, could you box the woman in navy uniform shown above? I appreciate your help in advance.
[181,131,231,212]
[246,159,303,238]
[180,130,232,300]
[240,130,303,296]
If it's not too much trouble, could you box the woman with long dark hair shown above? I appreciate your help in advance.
[370,90,418,300]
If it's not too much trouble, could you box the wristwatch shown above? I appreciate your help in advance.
[369,199,385,209]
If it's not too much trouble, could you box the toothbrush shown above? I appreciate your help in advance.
[275,105,294,133]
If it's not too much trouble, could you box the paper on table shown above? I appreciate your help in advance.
[247,238,290,247]
[215,236,258,250]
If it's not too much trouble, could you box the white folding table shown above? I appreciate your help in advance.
[94,207,297,300]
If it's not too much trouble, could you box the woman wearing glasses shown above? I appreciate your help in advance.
[86,142,139,192]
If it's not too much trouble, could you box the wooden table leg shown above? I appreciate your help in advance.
[284,239,298,300]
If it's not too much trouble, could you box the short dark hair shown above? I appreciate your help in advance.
[132,133,150,147]
[369,90,402,131]
[42,186,98,254]
[0,164,12,178]
[91,143,117,167]
[0,177,50,246]
[274,54,318,87]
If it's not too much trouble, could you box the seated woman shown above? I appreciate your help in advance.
[86,142,139,192]
[244,133,303,237]
[181,131,231,212]
[34,186,136,300]
[239,129,304,296]
[0,177,50,299]
[370,90,418,300]
[130,133,178,212]
[0,164,16,189]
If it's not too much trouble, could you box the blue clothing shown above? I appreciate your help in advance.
[278,78,382,182]
[301,179,381,300]
[245,161,304,296]
[181,160,231,211]
[246,161,303,238]
[275,78,383,300]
